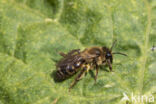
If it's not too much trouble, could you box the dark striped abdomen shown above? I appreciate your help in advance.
[56,61,84,80]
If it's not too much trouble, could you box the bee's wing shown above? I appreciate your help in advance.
[57,54,83,68]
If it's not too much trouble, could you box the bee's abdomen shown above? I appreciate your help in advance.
[56,66,75,80]
[56,61,83,80]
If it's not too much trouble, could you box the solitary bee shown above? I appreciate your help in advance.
[55,41,127,89]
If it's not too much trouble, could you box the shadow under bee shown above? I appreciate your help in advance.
[50,70,74,83]
[99,66,110,72]
[50,58,64,83]
[88,66,110,80]
[50,70,63,83]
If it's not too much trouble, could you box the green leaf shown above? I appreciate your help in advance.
[0,0,155,104]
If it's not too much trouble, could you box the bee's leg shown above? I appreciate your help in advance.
[93,59,98,83]
[59,52,67,57]
[69,66,87,90]
[68,49,80,55]
[107,60,113,72]
[94,64,98,83]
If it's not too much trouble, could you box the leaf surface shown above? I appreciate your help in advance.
[0,0,155,104]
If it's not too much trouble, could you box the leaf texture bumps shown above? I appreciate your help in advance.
[0,0,155,104]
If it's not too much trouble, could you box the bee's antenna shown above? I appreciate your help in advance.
[112,52,127,56]
[111,40,117,51]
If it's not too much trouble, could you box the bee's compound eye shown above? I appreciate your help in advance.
[107,53,111,57]
[106,53,112,59]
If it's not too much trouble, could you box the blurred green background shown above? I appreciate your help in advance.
[0,0,155,104]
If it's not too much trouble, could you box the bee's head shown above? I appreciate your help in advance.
[102,40,127,63]
[102,47,113,63]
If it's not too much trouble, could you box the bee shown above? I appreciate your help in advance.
[55,41,127,90]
